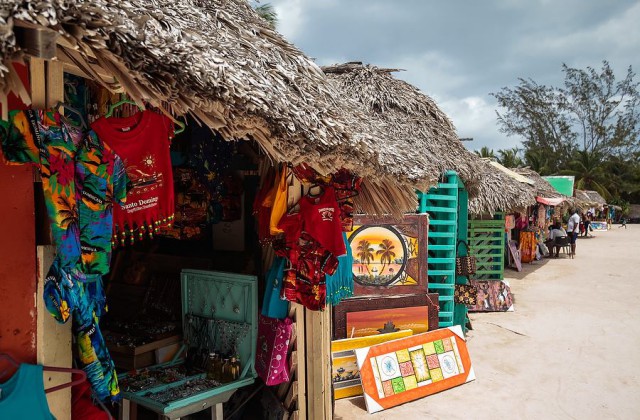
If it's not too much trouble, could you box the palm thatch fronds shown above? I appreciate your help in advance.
[0,0,357,174]
[574,189,607,209]
[468,160,537,215]
[322,63,484,208]
[512,168,564,199]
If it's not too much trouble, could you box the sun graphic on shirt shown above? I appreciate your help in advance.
[142,154,156,168]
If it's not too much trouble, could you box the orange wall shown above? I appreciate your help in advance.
[0,63,37,366]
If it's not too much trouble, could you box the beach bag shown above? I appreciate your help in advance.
[261,257,289,320]
[456,240,477,276]
[256,315,293,386]
[454,283,478,305]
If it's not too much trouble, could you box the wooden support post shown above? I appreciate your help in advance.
[304,307,332,420]
[37,246,72,420]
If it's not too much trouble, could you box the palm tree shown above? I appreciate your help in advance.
[376,239,396,275]
[475,146,496,159]
[561,150,611,199]
[253,3,278,29]
[356,240,374,274]
[497,147,524,168]
[524,148,553,175]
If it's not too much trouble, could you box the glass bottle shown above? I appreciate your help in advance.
[212,354,223,383]
[231,357,241,381]
[206,353,217,380]
[221,358,231,383]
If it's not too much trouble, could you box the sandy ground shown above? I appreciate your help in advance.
[335,224,640,420]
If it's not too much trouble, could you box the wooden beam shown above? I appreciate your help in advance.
[14,25,58,60]
[46,60,64,108]
[293,304,306,419]
[29,57,46,108]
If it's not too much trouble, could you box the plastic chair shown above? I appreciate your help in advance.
[553,236,572,259]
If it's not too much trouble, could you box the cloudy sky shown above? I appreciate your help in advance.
[268,0,640,152]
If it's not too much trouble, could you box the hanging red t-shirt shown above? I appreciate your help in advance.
[91,110,174,244]
[299,186,346,257]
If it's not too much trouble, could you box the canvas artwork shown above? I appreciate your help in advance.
[332,294,440,339]
[331,330,413,400]
[467,279,514,312]
[590,221,608,231]
[346,306,429,338]
[348,214,428,296]
[355,326,474,414]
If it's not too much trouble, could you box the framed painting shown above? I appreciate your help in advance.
[348,214,428,297]
[331,330,413,400]
[355,326,475,414]
[332,293,439,340]
[467,279,514,312]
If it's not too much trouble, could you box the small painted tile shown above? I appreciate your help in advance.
[403,375,418,390]
[410,349,430,382]
[399,361,414,377]
[426,353,440,369]
[376,353,401,381]
[391,377,406,393]
[396,349,411,363]
[423,342,436,355]
[438,352,460,378]
[442,337,453,352]
[382,380,394,397]
[434,340,445,354]
[430,368,444,382]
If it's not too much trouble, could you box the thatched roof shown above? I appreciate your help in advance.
[574,189,607,208]
[512,168,564,199]
[322,63,484,198]
[468,159,537,215]
[0,1,457,215]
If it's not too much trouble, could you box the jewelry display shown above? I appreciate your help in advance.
[184,314,251,358]
[144,378,221,405]
[119,365,193,392]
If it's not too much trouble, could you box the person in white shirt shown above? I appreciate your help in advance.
[545,222,567,257]
[566,210,581,256]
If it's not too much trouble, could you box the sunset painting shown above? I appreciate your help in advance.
[349,225,418,287]
[346,306,429,338]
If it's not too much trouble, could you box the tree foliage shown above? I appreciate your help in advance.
[491,61,640,202]
[252,2,278,29]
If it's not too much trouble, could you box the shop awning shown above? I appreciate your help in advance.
[536,196,565,206]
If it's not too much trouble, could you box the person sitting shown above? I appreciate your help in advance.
[546,222,567,258]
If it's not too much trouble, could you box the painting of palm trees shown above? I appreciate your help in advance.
[349,226,407,287]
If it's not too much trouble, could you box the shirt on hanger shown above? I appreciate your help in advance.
[0,364,55,419]
[91,110,174,244]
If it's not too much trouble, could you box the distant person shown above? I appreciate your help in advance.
[619,218,627,229]
[545,222,567,258]
[566,209,581,257]
[583,216,591,237]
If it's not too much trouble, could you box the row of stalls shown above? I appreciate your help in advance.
[0,2,521,420]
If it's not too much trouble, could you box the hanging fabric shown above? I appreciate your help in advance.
[261,257,289,320]
[269,166,289,235]
[325,232,354,305]
[91,110,175,245]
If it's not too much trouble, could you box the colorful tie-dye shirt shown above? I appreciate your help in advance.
[0,109,128,277]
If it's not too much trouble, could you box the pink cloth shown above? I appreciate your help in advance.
[255,315,292,386]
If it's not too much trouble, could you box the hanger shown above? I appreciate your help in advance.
[105,96,144,118]
[55,101,87,130]
[0,352,87,393]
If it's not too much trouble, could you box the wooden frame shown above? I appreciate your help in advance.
[348,214,428,297]
[332,293,439,340]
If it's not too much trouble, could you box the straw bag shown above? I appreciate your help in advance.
[455,240,477,276]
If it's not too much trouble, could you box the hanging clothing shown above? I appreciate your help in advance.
[269,167,289,235]
[299,186,346,257]
[519,231,537,264]
[0,364,54,419]
[91,110,174,245]
[1,109,124,403]
[261,257,289,320]
[331,169,362,232]
[253,168,276,244]
[325,232,354,305]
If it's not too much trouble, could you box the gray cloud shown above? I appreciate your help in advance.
[270,0,640,153]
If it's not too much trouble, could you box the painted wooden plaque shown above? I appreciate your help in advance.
[507,240,522,272]
[467,280,514,312]
[355,326,474,414]
[332,293,439,339]
[590,221,608,231]
[348,214,428,296]
[331,330,413,400]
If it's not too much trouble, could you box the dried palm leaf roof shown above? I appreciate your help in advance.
[512,168,564,199]
[322,62,483,195]
[574,189,607,208]
[0,2,463,216]
[468,159,537,215]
